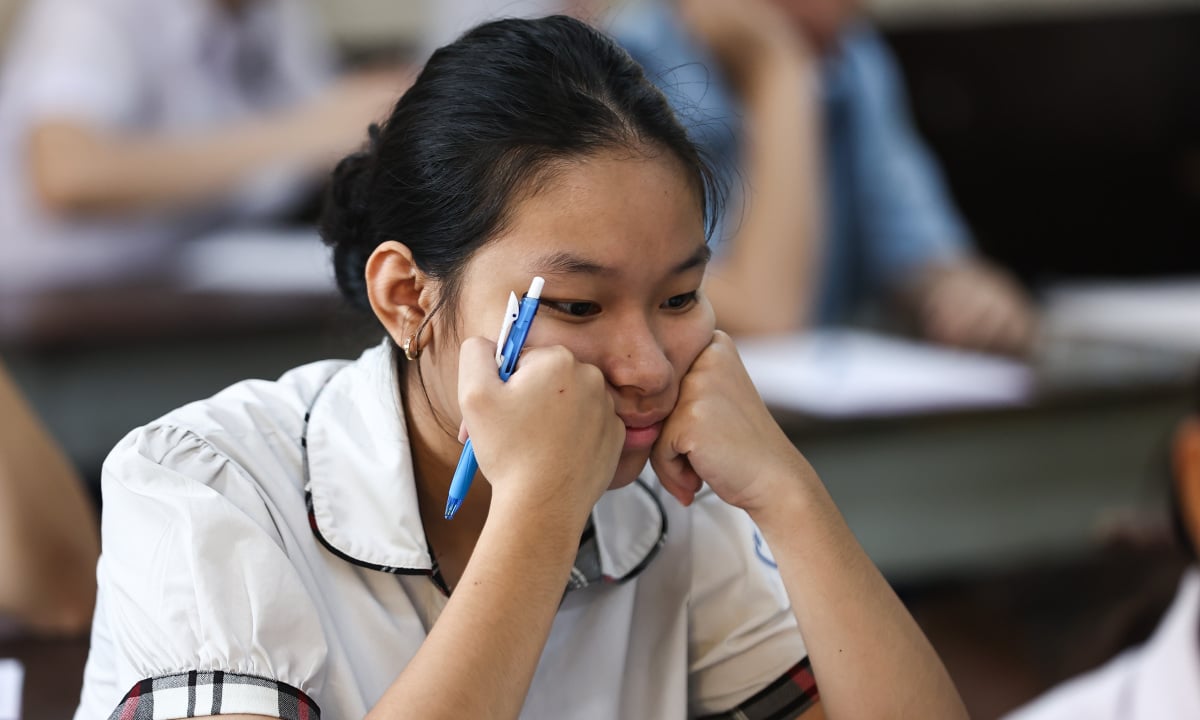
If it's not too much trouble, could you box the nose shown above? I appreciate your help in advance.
[602,316,673,398]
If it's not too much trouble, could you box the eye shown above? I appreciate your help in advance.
[662,291,698,311]
[543,299,601,318]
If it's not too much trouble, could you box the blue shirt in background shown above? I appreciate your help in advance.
[613,5,970,324]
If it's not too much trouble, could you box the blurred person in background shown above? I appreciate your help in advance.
[0,0,405,303]
[613,0,1035,352]
[0,359,98,637]
[1004,380,1200,719]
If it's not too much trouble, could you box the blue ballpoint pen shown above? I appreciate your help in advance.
[444,276,545,520]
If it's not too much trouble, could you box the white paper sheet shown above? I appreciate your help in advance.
[737,330,1033,418]
[1043,278,1200,353]
[175,228,337,295]
[0,659,23,720]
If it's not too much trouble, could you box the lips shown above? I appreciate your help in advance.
[620,413,668,452]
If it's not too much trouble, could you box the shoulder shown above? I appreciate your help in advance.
[638,474,781,587]
[102,356,351,513]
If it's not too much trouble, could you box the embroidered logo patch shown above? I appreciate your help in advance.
[753,530,779,569]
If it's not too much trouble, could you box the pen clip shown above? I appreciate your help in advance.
[495,291,519,367]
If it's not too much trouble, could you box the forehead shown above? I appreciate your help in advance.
[478,150,707,277]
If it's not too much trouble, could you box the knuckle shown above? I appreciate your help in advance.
[459,388,486,414]
[580,362,605,385]
[546,344,574,363]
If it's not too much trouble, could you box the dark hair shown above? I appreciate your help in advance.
[320,15,722,331]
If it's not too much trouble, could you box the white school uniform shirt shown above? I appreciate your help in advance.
[75,341,812,719]
[0,0,332,295]
[1005,569,1200,720]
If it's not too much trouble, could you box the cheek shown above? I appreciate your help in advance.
[524,320,610,369]
[667,302,717,374]
[420,333,465,425]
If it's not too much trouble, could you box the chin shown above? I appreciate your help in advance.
[607,450,652,491]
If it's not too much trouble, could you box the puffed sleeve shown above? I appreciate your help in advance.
[688,491,818,718]
[77,423,326,719]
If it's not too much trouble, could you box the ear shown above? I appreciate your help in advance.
[365,241,436,349]
[1173,417,1200,553]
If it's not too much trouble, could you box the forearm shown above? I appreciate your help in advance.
[28,117,328,215]
[0,367,98,634]
[707,57,822,336]
[750,459,967,719]
[367,499,584,720]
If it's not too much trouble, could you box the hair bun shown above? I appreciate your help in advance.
[320,144,376,312]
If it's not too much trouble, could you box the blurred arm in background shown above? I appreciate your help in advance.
[30,70,407,215]
[841,25,1036,355]
[674,0,823,336]
[19,0,411,217]
[0,0,412,295]
[0,360,98,636]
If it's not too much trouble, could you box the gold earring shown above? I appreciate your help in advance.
[403,333,420,361]
[403,315,431,361]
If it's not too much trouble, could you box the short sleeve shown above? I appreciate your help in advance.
[687,491,812,715]
[13,1,144,129]
[77,424,327,719]
[842,26,971,290]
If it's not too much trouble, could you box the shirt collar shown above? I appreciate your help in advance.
[303,341,667,585]
[1120,568,1200,717]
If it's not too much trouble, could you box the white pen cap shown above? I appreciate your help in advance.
[527,276,545,300]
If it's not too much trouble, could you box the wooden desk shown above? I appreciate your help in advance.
[1,285,377,480]
[777,382,1192,582]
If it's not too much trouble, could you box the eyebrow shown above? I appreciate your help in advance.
[530,244,712,278]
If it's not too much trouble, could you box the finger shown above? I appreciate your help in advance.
[457,336,504,404]
[651,422,702,506]
[652,452,700,507]
[934,293,994,349]
[457,420,469,444]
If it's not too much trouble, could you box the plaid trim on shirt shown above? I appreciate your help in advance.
[108,671,320,720]
[700,657,819,720]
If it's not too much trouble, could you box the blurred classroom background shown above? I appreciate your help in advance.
[1,0,1199,718]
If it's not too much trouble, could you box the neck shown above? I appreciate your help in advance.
[400,358,491,586]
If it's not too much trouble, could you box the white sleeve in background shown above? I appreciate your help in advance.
[687,491,810,714]
[12,0,144,130]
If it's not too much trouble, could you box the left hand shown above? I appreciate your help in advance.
[650,331,814,513]
[914,260,1037,356]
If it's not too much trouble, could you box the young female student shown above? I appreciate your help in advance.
[75,16,967,720]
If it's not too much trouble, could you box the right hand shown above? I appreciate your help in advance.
[677,0,812,84]
[457,338,625,526]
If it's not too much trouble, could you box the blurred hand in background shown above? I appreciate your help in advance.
[910,261,1037,356]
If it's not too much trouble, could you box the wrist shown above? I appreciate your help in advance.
[488,483,593,545]
[743,452,826,534]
